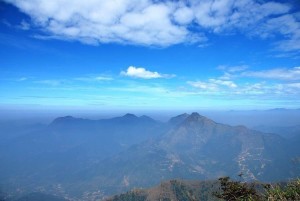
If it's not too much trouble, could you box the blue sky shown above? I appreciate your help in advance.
[0,0,300,111]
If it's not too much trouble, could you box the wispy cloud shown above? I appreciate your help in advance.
[75,75,113,82]
[35,79,64,86]
[17,77,28,81]
[17,20,30,30]
[121,66,175,79]
[4,0,300,51]
[188,78,237,91]
[242,67,300,81]
[253,14,300,52]
[188,81,218,91]
[188,79,300,97]
[217,65,249,73]
[188,65,300,97]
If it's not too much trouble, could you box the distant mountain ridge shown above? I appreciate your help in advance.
[0,112,299,200]
[0,113,166,198]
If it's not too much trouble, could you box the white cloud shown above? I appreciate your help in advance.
[173,5,194,25]
[95,76,113,81]
[187,81,218,91]
[253,14,300,51]
[4,0,199,46]
[188,64,300,97]
[242,67,300,81]
[4,0,300,50]
[75,76,113,82]
[121,66,174,79]
[209,79,237,88]
[190,0,291,32]
[285,82,300,89]
[188,78,237,91]
[188,78,300,97]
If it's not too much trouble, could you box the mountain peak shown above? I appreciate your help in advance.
[51,116,75,123]
[122,113,138,119]
[183,112,214,126]
[187,112,206,120]
[49,116,79,127]
[190,112,201,117]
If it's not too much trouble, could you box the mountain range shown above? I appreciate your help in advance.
[0,112,299,200]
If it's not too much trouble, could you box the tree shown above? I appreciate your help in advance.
[213,177,261,201]
[264,179,300,201]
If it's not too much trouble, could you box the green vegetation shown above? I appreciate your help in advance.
[264,179,300,200]
[214,177,300,201]
[105,177,300,201]
[213,177,261,201]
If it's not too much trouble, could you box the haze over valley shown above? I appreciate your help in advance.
[0,111,300,200]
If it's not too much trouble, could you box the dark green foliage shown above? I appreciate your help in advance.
[264,179,300,200]
[213,177,300,201]
[213,177,261,201]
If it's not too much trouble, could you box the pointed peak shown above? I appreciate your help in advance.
[187,112,205,120]
[183,112,214,125]
[122,113,138,118]
[190,112,201,117]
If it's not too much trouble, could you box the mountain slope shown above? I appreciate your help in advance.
[0,114,165,192]
[82,113,294,196]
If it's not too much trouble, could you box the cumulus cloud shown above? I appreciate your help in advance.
[121,66,174,79]
[173,5,194,25]
[4,0,300,50]
[4,0,199,46]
